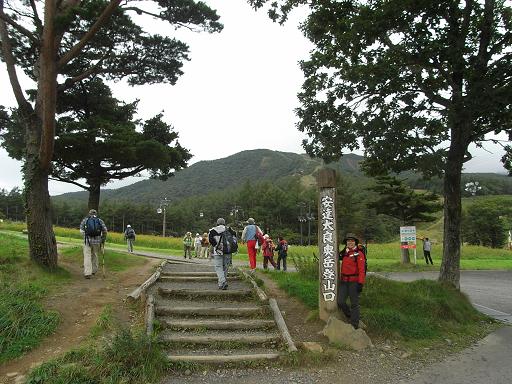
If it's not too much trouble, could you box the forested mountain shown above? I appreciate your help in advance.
[52,149,364,204]
[53,149,511,205]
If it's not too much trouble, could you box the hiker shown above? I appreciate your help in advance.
[79,209,107,279]
[241,217,263,274]
[194,233,202,258]
[420,237,433,265]
[124,224,136,253]
[338,232,366,329]
[200,232,209,258]
[259,233,277,270]
[275,236,289,271]
[208,218,237,290]
[183,232,193,259]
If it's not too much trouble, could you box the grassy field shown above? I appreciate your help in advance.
[2,220,511,270]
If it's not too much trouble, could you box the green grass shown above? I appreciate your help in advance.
[0,233,67,363]
[361,277,490,342]
[58,245,146,272]
[25,329,168,384]
[0,231,148,364]
[267,270,496,349]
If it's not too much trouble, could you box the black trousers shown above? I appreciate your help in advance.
[424,250,433,264]
[277,254,287,271]
[337,281,360,328]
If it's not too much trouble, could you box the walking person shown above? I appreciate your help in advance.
[421,237,434,265]
[260,233,277,270]
[183,232,193,259]
[200,232,209,258]
[241,218,262,274]
[208,218,237,290]
[338,233,366,329]
[80,209,107,279]
[194,233,202,258]
[124,224,136,253]
[275,236,288,271]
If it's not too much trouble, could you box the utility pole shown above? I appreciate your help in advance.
[157,198,170,237]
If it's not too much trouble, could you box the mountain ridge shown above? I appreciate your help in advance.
[52,149,512,204]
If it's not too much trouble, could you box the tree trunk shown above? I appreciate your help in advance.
[88,183,101,211]
[439,128,467,289]
[25,119,58,269]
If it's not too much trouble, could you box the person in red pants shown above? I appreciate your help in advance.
[241,218,262,274]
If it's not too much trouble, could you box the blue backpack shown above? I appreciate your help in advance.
[85,217,102,237]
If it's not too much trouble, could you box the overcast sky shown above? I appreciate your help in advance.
[0,1,509,195]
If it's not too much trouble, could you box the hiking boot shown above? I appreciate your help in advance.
[84,275,91,279]
[221,282,228,290]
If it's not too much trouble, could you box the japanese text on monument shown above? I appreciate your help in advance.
[320,192,336,302]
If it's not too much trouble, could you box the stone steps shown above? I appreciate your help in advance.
[160,318,276,330]
[149,262,292,365]
[159,330,281,345]
[156,304,268,317]
[158,287,254,299]
[166,353,281,364]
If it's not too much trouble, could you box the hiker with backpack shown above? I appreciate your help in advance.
[183,232,193,259]
[208,218,238,290]
[79,209,107,279]
[241,217,263,274]
[275,236,288,271]
[124,225,136,253]
[338,232,366,329]
[259,233,277,270]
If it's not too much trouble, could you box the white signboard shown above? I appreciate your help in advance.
[320,190,337,302]
[400,226,416,242]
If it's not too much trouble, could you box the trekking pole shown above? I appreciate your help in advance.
[101,241,105,279]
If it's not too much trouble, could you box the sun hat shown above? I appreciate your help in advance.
[247,218,255,224]
[343,233,359,244]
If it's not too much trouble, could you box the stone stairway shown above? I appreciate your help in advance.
[148,261,294,365]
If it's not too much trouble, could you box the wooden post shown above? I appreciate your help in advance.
[317,168,339,321]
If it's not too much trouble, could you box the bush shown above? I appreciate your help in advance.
[291,252,319,279]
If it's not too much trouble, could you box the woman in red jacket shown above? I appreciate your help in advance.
[338,233,366,329]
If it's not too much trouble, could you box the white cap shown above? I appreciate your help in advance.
[127,225,131,227]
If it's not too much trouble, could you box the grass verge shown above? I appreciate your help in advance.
[0,233,68,363]
[267,267,499,351]
[25,329,168,384]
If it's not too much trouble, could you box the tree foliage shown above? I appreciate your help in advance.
[367,176,442,225]
[2,79,191,210]
[248,0,512,288]
[0,0,222,267]
[462,196,512,248]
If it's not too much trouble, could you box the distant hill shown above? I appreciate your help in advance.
[52,150,364,204]
[53,149,511,204]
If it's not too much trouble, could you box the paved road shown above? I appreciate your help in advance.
[397,326,512,384]
[377,270,512,324]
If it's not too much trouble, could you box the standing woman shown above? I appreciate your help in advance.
[200,232,210,258]
[337,233,366,329]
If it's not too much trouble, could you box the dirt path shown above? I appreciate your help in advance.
[0,254,160,383]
